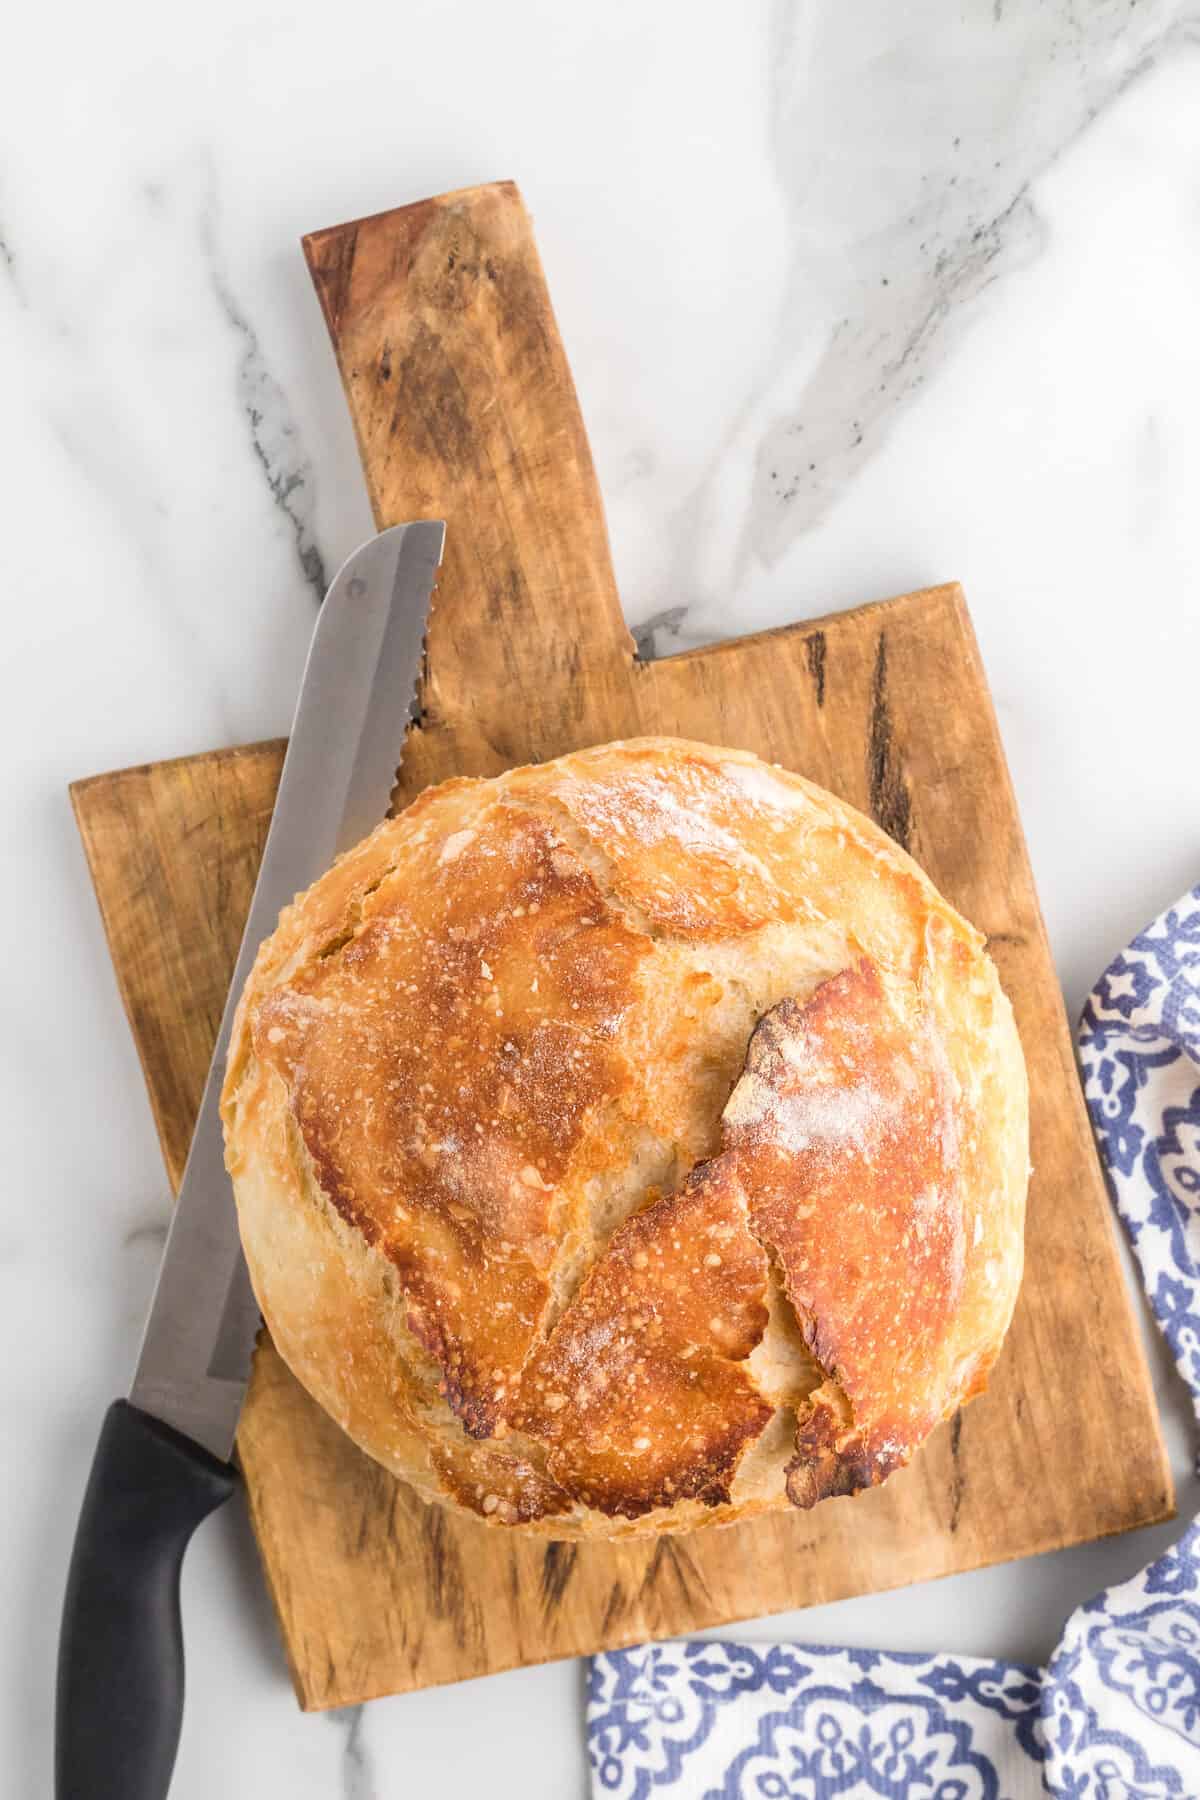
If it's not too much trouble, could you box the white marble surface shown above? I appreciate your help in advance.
[4,3,1200,1794]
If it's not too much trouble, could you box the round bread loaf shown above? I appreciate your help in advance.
[222,736,1027,1537]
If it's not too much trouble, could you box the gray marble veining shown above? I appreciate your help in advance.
[642,0,1198,652]
[334,1705,378,1800]
[200,192,329,602]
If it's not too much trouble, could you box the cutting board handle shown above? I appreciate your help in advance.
[303,181,640,785]
[56,1401,236,1800]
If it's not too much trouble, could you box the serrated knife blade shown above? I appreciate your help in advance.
[57,520,444,1800]
[132,518,445,1458]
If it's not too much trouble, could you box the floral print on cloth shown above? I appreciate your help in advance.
[587,886,1200,1799]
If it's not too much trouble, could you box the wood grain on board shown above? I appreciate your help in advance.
[71,181,1172,1710]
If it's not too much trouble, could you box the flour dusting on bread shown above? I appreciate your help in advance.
[222,737,1028,1539]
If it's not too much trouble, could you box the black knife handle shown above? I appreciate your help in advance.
[56,1400,237,1800]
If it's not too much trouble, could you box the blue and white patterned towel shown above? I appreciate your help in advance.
[587,886,1200,1799]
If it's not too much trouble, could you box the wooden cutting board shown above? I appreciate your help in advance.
[71,181,1172,1711]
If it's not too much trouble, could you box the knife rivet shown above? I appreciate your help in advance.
[348,577,367,598]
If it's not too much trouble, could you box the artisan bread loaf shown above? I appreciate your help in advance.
[221,737,1028,1537]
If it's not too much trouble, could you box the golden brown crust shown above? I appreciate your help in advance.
[249,798,649,1437]
[222,736,1029,1538]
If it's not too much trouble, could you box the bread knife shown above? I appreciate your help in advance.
[56,520,445,1800]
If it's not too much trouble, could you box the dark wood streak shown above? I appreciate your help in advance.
[420,1507,470,1648]
[638,1537,710,1612]
[600,1581,627,1637]
[867,632,912,851]
[638,1538,668,1598]
[539,1542,579,1612]
[947,1412,966,1535]
[804,630,827,707]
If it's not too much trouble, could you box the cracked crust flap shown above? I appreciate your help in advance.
[721,960,968,1505]
[515,1155,773,1518]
